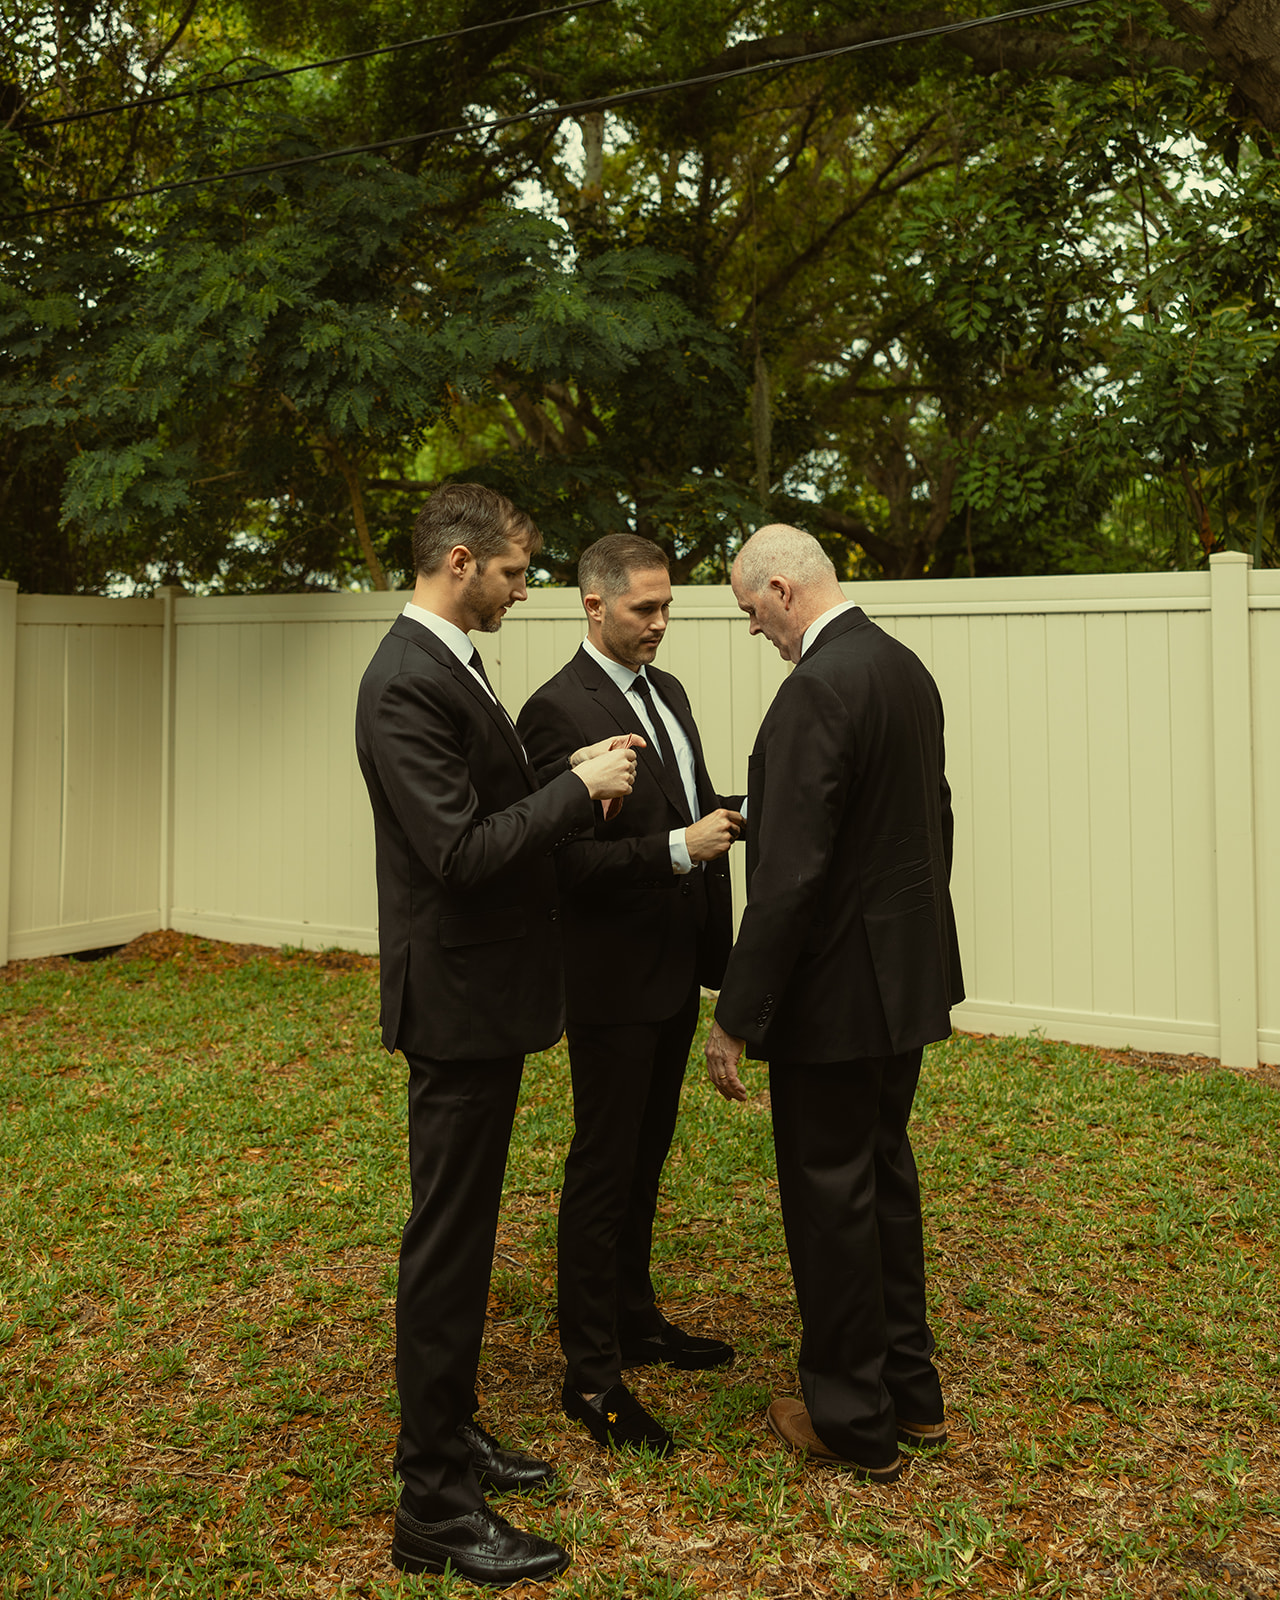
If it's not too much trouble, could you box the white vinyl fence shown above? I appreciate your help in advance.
[1,553,1274,1069]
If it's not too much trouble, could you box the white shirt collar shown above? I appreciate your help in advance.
[402,600,474,667]
[801,599,858,658]
[583,635,649,694]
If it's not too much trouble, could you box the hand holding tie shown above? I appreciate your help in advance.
[571,733,646,819]
[573,740,639,802]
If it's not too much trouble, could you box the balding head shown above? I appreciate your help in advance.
[730,523,847,664]
[734,524,836,596]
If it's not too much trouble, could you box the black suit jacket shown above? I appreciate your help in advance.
[715,607,964,1062]
[355,614,594,1059]
[517,647,737,1025]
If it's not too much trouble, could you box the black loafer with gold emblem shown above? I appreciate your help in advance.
[561,1380,674,1454]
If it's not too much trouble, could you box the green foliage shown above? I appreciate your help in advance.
[4,1,1280,589]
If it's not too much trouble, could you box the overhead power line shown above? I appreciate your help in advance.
[25,0,615,130]
[7,0,1099,223]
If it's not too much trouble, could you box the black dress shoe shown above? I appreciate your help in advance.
[391,1504,570,1584]
[561,1380,674,1455]
[620,1316,734,1371]
[458,1420,556,1494]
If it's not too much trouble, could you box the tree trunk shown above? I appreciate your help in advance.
[580,111,605,204]
[1159,0,1280,130]
[331,443,389,591]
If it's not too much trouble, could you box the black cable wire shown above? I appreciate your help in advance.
[24,0,615,131]
[6,0,1099,223]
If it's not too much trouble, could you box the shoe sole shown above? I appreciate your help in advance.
[391,1545,572,1583]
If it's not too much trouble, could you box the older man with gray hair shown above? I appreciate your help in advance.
[705,523,965,1483]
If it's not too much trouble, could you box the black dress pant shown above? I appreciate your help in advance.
[395,1051,523,1520]
[557,980,701,1392]
[769,1047,942,1466]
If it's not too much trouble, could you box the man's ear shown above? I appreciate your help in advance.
[446,543,474,579]
[583,591,606,625]
[769,576,793,610]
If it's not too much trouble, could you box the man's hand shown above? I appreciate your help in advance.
[705,1020,748,1102]
[571,733,645,818]
[570,732,645,767]
[572,743,638,802]
[685,808,744,863]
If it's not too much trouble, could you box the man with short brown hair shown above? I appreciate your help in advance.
[518,532,743,1455]
[356,486,637,1583]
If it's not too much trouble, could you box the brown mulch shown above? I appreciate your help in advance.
[3,928,379,980]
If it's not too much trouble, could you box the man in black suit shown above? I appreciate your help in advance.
[355,485,638,1583]
[518,534,742,1454]
[705,523,964,1483]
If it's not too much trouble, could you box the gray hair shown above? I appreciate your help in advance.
[734,524,836,595]
[578,533,669,601]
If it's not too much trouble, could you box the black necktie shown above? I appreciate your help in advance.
[631,673,682,778]
[470,647,517,731]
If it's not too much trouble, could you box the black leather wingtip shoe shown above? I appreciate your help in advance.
[561,1380,674,1455]
[390,1505,570,1585]
[458,1419,556,1494]
[620,1317,734,1371]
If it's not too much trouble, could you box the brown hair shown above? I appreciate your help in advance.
[577,533,670,601]
[412,484,542,576]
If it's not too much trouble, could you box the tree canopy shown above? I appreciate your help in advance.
[2,0,1279,592]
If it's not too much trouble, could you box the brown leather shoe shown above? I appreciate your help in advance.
[765,1397,902,1483]
[897,1417,948,1450]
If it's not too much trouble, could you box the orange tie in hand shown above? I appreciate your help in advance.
[603,732,645,821]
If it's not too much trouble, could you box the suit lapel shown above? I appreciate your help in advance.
[393,614,537,789]
[571,647,692,821]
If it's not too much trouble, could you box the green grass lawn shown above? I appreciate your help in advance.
[2,934,1277,1598]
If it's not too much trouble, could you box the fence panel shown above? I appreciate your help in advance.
[3,564,1272,1064]
[9,597,164,958]
[169,594,391,952]
[861,575,1221,1057]
[1252,576,1280,1060]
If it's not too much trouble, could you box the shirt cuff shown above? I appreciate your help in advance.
[669,828,693,875]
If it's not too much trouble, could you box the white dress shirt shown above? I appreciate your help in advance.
[583,638,698,874]
[402,601,496,701]
[801,599,859,658]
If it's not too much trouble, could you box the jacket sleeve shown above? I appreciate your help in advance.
[370,670,593,892]
[714,670,856,1051]
[517,687,674,891]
